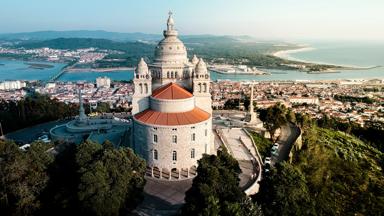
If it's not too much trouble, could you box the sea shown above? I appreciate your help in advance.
[0,41,383,82]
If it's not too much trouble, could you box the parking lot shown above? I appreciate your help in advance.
[5,119,70,144]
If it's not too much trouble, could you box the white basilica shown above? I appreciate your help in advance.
[131,12,213,180]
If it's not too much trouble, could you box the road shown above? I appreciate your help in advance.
[272,123,301,164]
[5,119,71,144]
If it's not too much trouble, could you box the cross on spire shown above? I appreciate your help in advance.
[168,10,173,17]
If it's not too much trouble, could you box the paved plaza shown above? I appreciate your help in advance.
[219,127,259,189]
[133,178,192,216]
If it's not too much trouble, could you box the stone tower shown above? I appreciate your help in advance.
[248,83,257,123]
[193,58,212,114]
[131,58,152,115]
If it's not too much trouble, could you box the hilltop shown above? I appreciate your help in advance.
[256,126,384,215]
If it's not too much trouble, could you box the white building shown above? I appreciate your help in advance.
[96,76,111,88]
[132,12,213,180]
[289,96,320,105]
[45,82,56,89]
[0,80,26,90]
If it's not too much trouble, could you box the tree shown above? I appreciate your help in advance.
[286,109,296,123]
[258,103,287,141]
[39,140,146,216]
[255,163,315,216]
[182,150,262,216]
[76,141,146,216]
[0,140,54,216]
[0,93,78,134]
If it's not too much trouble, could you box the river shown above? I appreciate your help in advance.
[1,41,383,82]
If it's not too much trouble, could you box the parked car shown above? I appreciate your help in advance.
[38,135,51,143]
[272,143,280,150]
[264,157,271,173]
[264,157,271,165]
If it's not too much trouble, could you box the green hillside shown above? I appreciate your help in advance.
[11,37,302,69]
[15,38,155,54]
[257,127,384,216]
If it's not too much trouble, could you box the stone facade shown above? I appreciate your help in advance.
[133,117,211,180]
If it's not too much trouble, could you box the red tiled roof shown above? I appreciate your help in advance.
[152,82,193,99]
[134,107,210,126]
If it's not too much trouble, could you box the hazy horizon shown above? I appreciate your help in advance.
[1,0,384,41]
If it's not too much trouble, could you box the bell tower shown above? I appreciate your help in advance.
[193,58,212,114]
[132,58,152,115]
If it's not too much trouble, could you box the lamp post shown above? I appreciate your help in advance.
[0,122,4,139]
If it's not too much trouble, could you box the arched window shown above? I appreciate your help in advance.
[171,72,174,78]
[139,83,143,94]
[205,129,208,136]
[153,134,158,143]
[203,83,207,92]
[198,83,202,93]
[175,71,178,78]
[172,135,177,144]
[144,83,148,93]
[154,149,158,160]
[167,72,170,78]
[191,148,195,158]
[172,151,177,161]
[191,133,196,141]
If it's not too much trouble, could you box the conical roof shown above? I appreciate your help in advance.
[195,58,208,75]
[136,58,149,75]
[152,82,193,99]
[192,55,199,65]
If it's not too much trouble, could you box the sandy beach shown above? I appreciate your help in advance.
[273,47,315,62]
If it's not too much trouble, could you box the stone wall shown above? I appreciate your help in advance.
[133,117,212,179]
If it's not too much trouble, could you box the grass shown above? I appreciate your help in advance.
[293,127,384,215]
[250,131,273,160]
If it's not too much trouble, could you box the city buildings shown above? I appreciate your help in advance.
[96,76,111,88]
[0,80,26,90]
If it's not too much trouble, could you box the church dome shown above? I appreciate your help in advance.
[153,12,188,64]
[195,58,208,75]
[136,58,149,75]
[154,37,188,63]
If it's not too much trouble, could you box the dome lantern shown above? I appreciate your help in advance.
[154,13,188,64]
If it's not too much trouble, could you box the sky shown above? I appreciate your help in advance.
[1,0,383,41]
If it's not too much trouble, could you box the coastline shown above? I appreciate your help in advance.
[272,47,315,61]
[272,46,379,70]
[64,67,134,73]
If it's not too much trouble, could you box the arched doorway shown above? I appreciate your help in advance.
[180,168,189,178]
[190,165,197,176]
[171,168,180,180]
[161,168,170,180]
[153,167,161,178]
